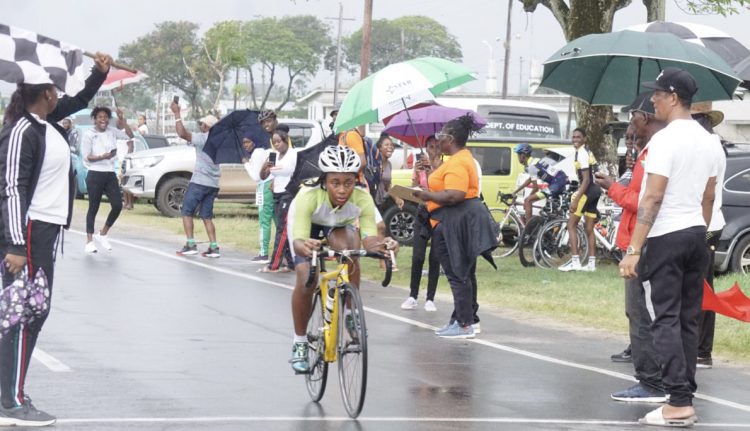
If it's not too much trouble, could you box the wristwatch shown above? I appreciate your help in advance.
[626,245,640,256]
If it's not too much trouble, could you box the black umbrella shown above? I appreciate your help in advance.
[285,133,338,196]
[203,110,270,164]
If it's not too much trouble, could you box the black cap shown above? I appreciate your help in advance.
[621,92,655,115]
[642,67,698,102]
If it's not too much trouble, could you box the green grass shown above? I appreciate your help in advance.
[77,199,750,364]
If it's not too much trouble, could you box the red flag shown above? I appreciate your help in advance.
[702,281,750,322]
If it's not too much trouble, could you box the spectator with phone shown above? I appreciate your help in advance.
[259,127,297,273]
[170,101,222,258]
[81,106,133,253]
[401,135,442,312]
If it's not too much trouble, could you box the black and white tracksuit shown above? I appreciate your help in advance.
[0,68,106,408]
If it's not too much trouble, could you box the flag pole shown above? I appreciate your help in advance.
[84,51,138,73]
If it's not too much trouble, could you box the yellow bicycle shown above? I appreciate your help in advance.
[303,246,393,418]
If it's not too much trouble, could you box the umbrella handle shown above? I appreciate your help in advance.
[400,98,423,152]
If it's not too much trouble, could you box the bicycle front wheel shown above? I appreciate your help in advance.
[305,288,328,402]
[337,284,368,418]
[518,216,544,267]
[490,208,522,258]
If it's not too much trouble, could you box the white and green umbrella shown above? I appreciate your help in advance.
[334,57,476,133]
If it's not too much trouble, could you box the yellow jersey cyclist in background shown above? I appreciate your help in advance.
[287,145,399,374]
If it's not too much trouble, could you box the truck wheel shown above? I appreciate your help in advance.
[383,203,417,246]
[156,177,189,218]
[731,234,750,275]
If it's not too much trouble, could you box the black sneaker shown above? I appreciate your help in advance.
[611,347,632,363]
[202,246,220,258]
[177,243,198,256]
[697,356,713,369]
[0,400,56,426]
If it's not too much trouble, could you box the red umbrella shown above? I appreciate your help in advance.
[100,69,148,91]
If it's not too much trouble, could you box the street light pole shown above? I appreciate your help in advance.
[482,40,497,94]
[501,0,513,98]
[326,3,355,106]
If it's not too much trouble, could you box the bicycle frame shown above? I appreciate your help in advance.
[319,260,349,363]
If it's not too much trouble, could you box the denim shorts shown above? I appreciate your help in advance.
[181,182,219,219]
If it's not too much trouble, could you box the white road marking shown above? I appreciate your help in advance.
[51,416,750,427]
[64,230,750,414]
[32,348,72,372]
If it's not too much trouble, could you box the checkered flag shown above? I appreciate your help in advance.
[0,24,85,95]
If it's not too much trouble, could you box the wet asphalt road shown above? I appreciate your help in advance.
[21,228,750,430]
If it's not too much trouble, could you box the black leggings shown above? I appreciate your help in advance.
[268,192,294,271]
[409,206,439,301]
[0,220,60,408]
[86,171,122,234]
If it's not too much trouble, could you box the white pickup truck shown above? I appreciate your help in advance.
[122,119,326,217]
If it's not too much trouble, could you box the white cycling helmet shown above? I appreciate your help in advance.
[318,145,361,173]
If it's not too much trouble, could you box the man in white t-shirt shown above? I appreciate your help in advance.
[619,68,719,427]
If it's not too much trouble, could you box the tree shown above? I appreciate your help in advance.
[118,21,218,118]
[203,20,246,111]
[520,0,749,164]
[338,16,462,73]
[243,16,332,111]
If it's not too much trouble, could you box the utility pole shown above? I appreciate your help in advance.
[501,0,513,98]
[326,3,355,106]
[233,68,239,110]
[360,0,373,81]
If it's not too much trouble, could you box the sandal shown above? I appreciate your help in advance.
[638,406,697,428]
[278,267,293,273]
[258,267,278,273]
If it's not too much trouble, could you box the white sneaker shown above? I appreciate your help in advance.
[400,297,418,310]
[558,260,582,272]
[581,263,596,272]
[424,300,437,312]
[84,242,97,254]
[93,234,112,251]
[472,323,481,334]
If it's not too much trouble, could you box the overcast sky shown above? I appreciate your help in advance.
[3,0,749,96]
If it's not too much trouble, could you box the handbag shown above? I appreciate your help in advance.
[0,264,50,336]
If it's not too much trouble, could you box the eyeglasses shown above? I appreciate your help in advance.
[435,132,453,141]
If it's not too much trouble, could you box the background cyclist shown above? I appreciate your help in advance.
[511,143,568,223]
[285,145,398,374]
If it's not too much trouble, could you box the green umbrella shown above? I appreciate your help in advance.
[334,57,475,133]
[540,30,741,105]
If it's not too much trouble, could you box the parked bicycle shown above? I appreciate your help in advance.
[304,245,393,418]
[518,184,578,267]
[489,192,525,258]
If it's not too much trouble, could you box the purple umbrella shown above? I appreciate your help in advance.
[383,104,487,147]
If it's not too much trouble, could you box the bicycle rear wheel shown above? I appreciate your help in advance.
[305,288,328,402]
[518,216,544,267]
[337,284,368,418]
[490,208,522,258]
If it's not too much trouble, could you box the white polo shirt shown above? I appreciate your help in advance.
[640,119,719,238]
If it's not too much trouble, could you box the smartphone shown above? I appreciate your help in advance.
[110,148,118,155]
[629,147,638,160]
[268,152,277,166]
[173,95,180,105]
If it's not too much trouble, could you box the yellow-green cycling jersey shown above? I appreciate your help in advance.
[288,186,379,242]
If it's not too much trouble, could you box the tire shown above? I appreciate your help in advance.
[382,203,417,246]
[518,216,545,267]
[337,284,367,418]
[731,234,750,275]
[536,219,587,269]
[305,288,328,402]
[155,176,189,218]
[490,209,521,258]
